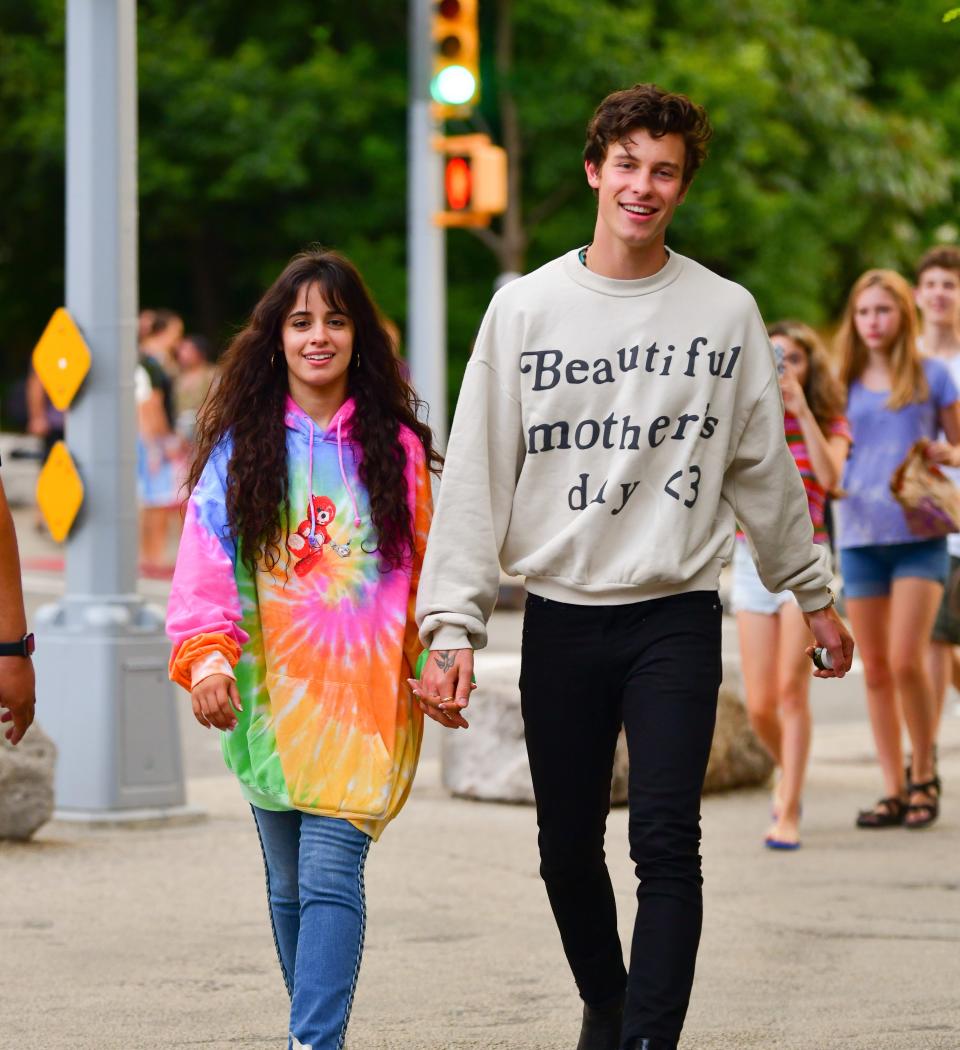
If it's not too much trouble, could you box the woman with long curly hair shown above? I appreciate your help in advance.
[836,269,960,831]
[166,248,440,1049]
[731,321,851,849]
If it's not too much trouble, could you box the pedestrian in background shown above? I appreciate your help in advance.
[173,332,218,446]
[166,249,439,1050]
[732,321,851,849]
[140,307,183,380]
[25,367,64,532]
[138,307,156,346]
[916,246,960,756]
[836,269,960,829]
[136,310,185,568]
[25,367,65,462]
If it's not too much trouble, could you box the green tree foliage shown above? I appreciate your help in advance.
[0,1,66,372]
[0,0,956,410]
[486,0,954,329]
[136,3,408,337]
[804,0,960,272]
[0,0,410,378]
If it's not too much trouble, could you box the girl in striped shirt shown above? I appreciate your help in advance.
[732,321,851,849]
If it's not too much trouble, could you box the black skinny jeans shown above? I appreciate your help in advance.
[519,590,723,1046]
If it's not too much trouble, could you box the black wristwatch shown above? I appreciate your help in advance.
[0,633,35,657]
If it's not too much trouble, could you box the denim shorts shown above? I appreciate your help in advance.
[730,541,794,615]
[840,539,948,599]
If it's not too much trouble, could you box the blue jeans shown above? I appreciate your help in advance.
[252,807,372,1050]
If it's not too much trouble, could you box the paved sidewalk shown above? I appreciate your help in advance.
[6,502,960,1048]
[2,716,958,1050]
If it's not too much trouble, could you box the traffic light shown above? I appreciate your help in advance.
[434,134,507,227]
[445,156,472,212]
[431,0,479,116]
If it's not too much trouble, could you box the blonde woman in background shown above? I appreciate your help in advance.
[836,270,960,829]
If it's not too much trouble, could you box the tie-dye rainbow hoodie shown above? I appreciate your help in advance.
[166,395,430,839]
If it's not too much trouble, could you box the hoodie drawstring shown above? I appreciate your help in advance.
[303,409,362,535]
[336,414,363,527]
[307,416,317,539]
[338,411,365,522]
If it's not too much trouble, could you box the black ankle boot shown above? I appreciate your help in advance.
[575,995,624,1050]
[621,1038,678,1050]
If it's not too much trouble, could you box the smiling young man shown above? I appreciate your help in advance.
[414,85,854,1050]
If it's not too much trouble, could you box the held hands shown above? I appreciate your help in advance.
[191,673,242,731]
[0,656,36,745]
[802,605,855,679]
[407,649,475,730]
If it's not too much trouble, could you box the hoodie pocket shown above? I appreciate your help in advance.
[265,672,395,819]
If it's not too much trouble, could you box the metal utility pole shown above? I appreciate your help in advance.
[34,0,189,820]
[407,0,448,445]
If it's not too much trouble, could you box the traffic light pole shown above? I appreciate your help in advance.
[34,0,190,821]
[407,0,448,445]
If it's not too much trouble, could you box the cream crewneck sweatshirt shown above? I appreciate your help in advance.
[417,247,833,651]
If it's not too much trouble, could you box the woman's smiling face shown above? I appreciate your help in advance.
[281,281,355,400]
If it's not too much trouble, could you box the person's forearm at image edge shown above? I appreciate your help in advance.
[0,477,35,743]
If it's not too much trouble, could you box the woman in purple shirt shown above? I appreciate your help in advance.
[836,270,960,829]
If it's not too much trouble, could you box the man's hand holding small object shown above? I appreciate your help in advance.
[802,598,855,679]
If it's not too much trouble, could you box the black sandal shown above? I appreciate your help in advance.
[905,745,942,798]
[856,795,906,828]
[905,778,940,830]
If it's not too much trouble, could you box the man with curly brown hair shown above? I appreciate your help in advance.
[415,84,853,1050]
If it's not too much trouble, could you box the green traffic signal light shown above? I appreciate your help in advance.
[431,0,478,112]
[431,65,477,106]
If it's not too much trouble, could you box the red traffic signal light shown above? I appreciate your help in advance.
[445,156,472,211]
[435,134,507,227]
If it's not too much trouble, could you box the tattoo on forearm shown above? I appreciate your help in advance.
[434,651,455,673]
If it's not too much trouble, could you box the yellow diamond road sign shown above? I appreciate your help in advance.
[32,307,91,411]
[36,441,84,543]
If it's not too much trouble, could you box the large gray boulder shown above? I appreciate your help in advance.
[441,655,772,803]
[441,658,533,803]
[703,687,774,794]
[0,722,57,840]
